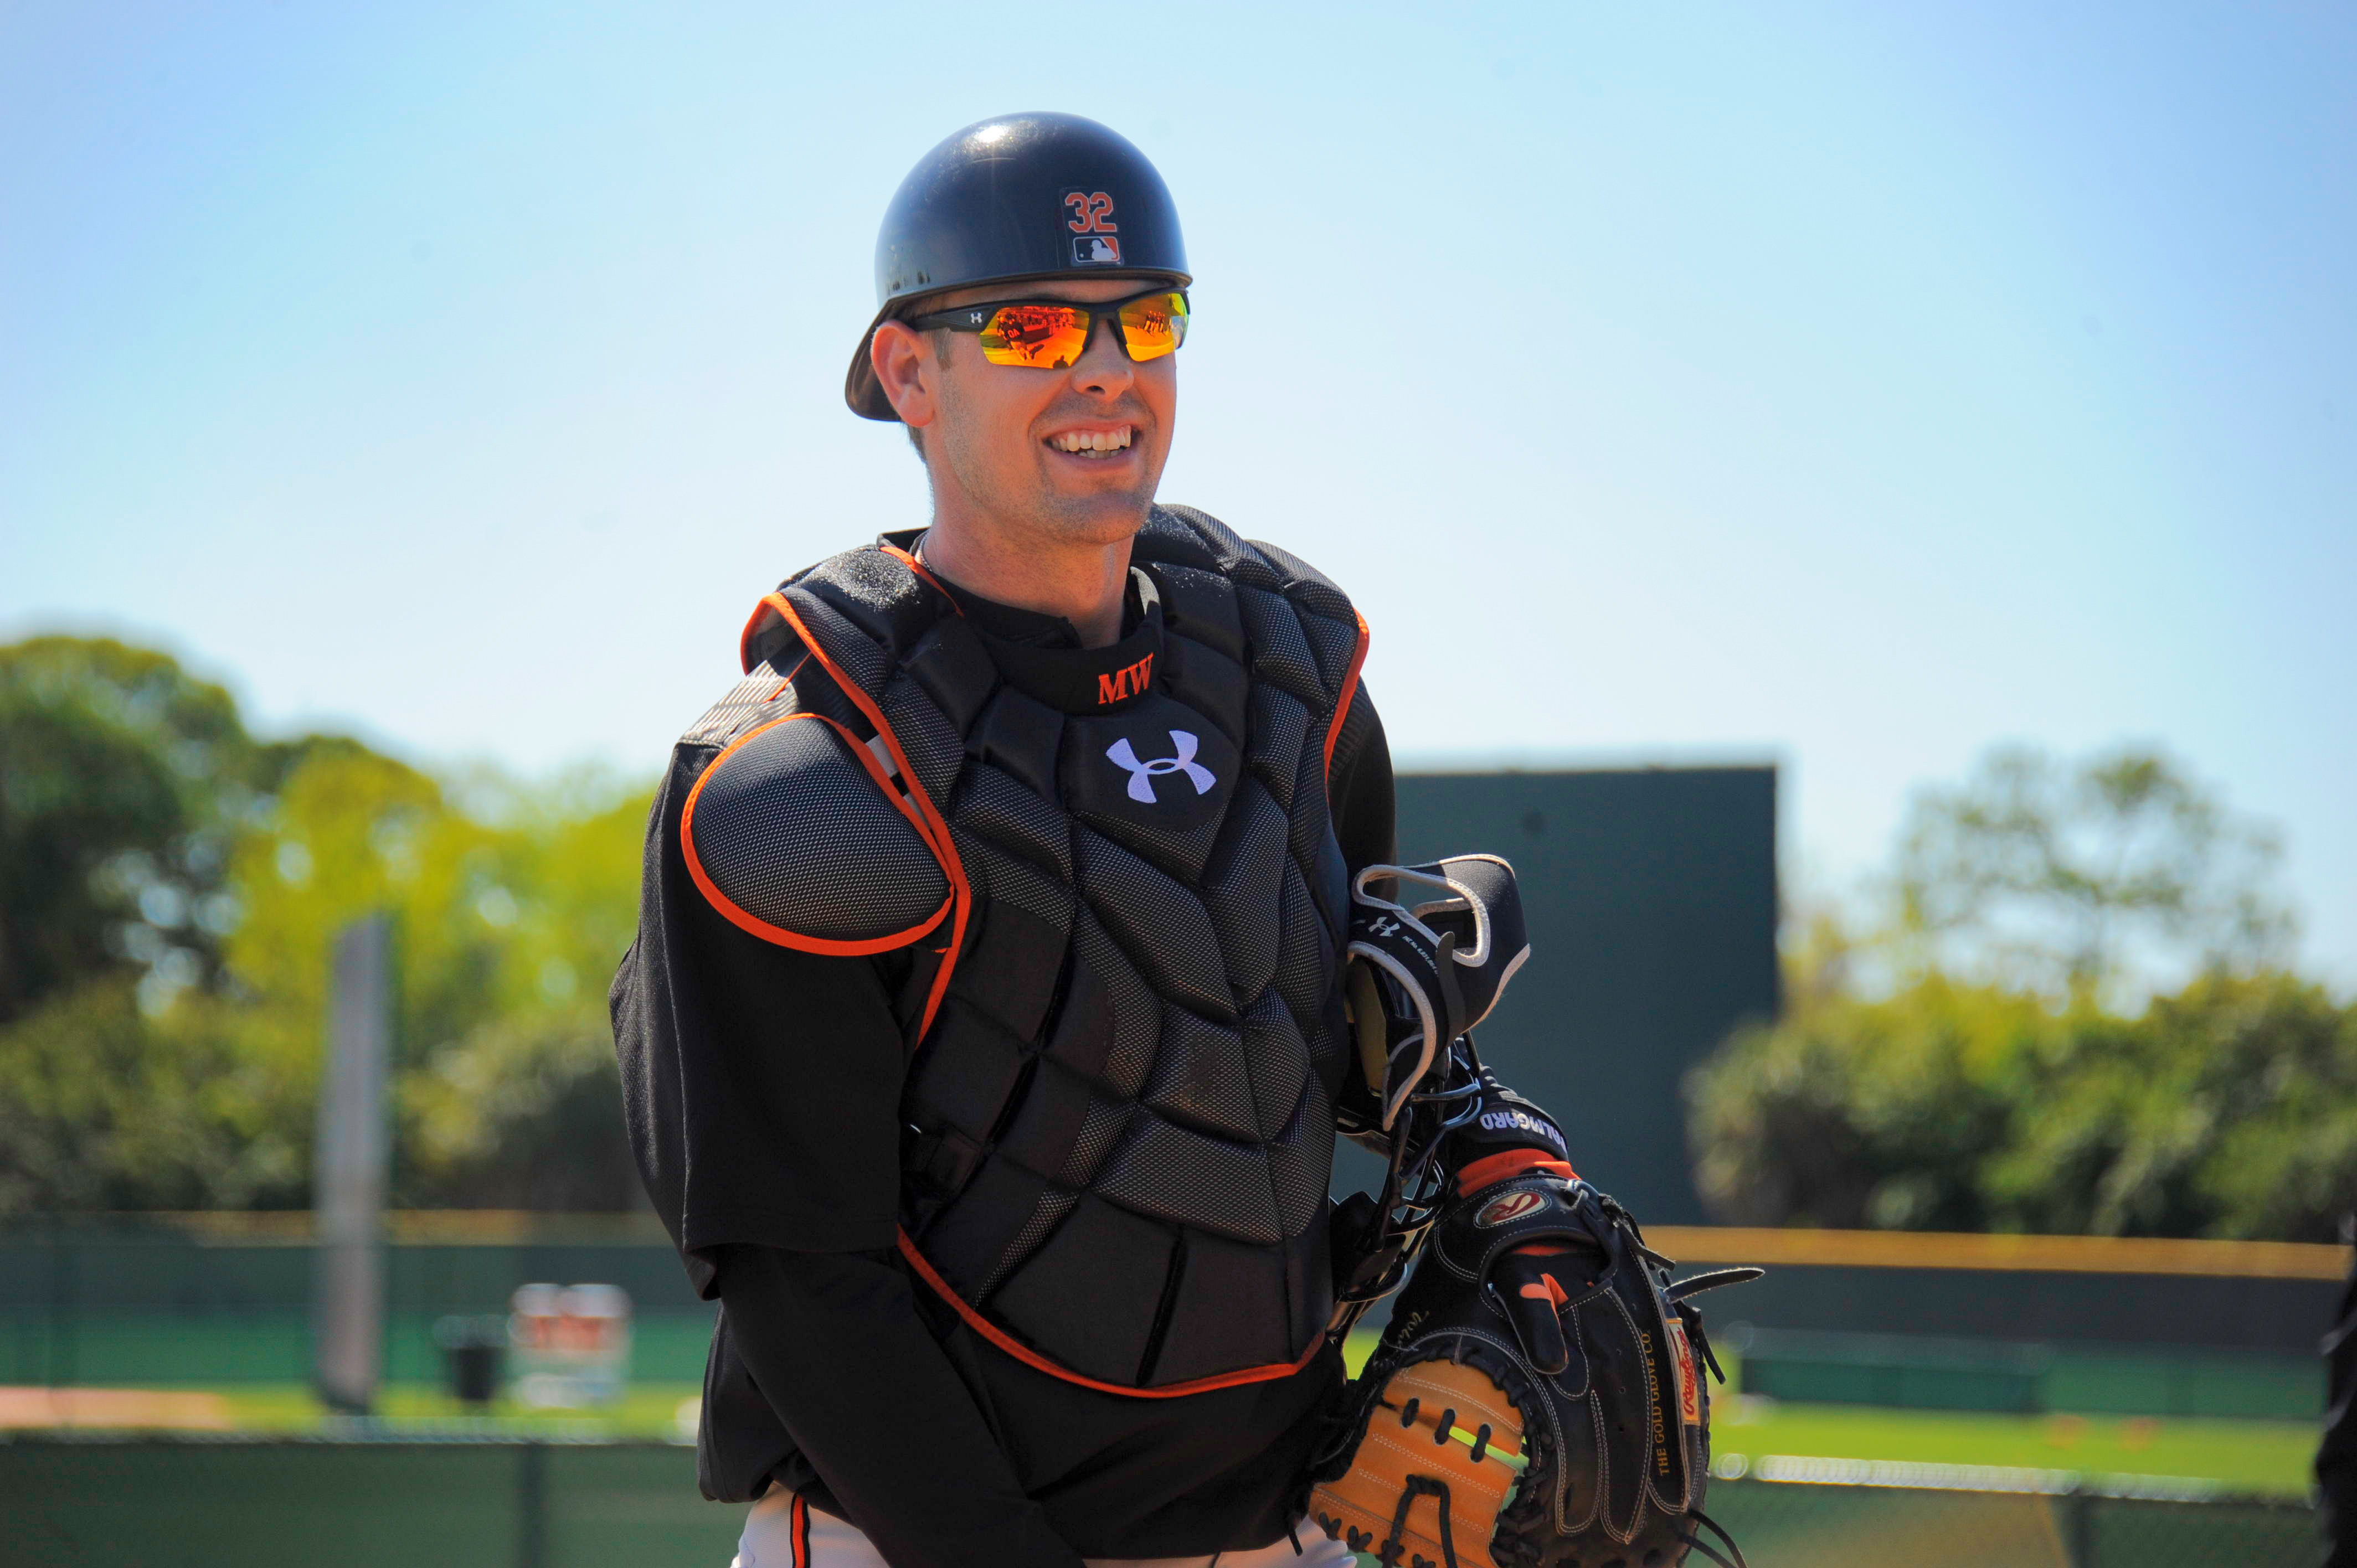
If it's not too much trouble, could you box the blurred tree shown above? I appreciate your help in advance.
[1688,951,2051,1232]
[0,637,258,1021]
[0,635,651,1214]
[0,980,249,1211]
[1693,963,2357,1241]
[1893,743,2293,1001]
[188,744,649,1210]
[394,782,646,1209]
[1689,743,2352,1242]
[1987,971,2357,1242]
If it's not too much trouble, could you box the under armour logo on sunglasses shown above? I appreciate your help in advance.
[1104,731,1216,804]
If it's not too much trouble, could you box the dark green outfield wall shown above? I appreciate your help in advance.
[1720,1260,2341,1357]
[0,1231,701,1318]
[1381,765,1782,1224]
[0,1229,713,1388]
[6,1226,2335,1384]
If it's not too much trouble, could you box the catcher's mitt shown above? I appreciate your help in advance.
[1311,1172,1759,1568]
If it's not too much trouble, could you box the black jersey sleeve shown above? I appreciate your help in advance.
[713,1245,1087,1568]
[612,744,913,1296]
[617,740,1088,1562]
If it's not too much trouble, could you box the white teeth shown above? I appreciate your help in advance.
[1052,427,1132,453]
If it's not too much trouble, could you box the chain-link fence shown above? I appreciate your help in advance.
[0,1437,2324,1568]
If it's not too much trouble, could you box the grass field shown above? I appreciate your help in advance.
[1711,1396,2315,1495]
[1336,1334,2315,1498]
[207,1381,704,1440]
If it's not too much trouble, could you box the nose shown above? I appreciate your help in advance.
[1068,311,1136,400]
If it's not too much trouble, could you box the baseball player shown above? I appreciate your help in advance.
[2323,1216,2356,1567]
[613,112,1734,1568]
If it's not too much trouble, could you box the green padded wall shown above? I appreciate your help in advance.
[1357,765,1782,1223]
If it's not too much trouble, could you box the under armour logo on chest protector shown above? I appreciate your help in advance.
[1104,730,1217,804]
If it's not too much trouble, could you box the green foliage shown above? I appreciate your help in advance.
[1892,742,2292,1002]
[1,636,253,1022]
[1690,745,2353,1242]
[0,636,650,1214]
[0,980,254,1211]
[1692,965,2357,1241]
[1988,971,2357,1241]
[1689,961,2051,1232]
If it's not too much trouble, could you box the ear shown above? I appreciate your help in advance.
[871,321,939,432]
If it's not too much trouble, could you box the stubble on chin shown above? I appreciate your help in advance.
[938,398,1157,548]
[1029,474,1156,545]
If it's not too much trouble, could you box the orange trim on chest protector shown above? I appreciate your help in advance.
[1322,610,1370,782]
[680,710,953,957]
[752,588,973,1043]
[895,1230,1326,1399]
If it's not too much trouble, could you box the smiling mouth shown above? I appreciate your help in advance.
[1047,426,1135,458]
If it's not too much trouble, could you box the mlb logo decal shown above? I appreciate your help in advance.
[1064,189,1120,266]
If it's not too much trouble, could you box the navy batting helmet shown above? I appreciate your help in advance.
[845,112,1191,421]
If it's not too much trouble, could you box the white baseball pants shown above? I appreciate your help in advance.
[733,1486,1358,1568]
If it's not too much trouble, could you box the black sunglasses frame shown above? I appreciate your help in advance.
[902,285,1191,364]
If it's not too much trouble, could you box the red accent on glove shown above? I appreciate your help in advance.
[1456,1147,1577,1196]
[1517,1271,1572,1308]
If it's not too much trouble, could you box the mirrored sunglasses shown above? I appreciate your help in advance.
[904,287,1190,370]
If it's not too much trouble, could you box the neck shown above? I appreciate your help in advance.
[918,512,1134,649]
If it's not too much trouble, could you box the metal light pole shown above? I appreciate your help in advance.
[313,913,392,1414]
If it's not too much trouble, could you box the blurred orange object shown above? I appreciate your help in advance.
[2043,1413,2088,1449]
[0,1386,231,1430]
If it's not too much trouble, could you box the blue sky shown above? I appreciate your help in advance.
[4,2,2351,982]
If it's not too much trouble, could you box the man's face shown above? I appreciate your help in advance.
[875,277,1179,546]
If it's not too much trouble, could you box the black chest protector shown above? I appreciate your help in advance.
[682,506,1370,1396]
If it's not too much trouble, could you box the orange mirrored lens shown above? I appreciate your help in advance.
[978,305,1090,368]
[1118,293,1187,360]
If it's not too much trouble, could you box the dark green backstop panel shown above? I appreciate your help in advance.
[544,1445,743,1568]
[1721,1262,2342,1356]
[1,1227,720,1387]
[0,1441,744,1568]
[0,1232,706,1316]
[4,1442,522,1568]
[1388,766,1781,1222]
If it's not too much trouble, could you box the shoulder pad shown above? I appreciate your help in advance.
[682,713,950,953]
[681,664,800,750]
